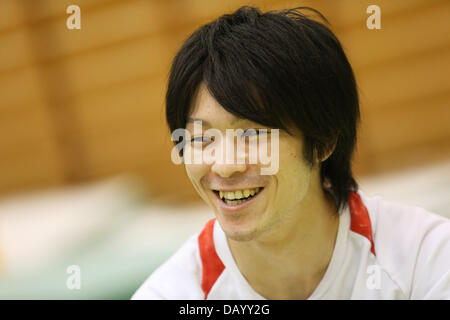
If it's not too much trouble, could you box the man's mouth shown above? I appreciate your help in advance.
[212,187,263,206]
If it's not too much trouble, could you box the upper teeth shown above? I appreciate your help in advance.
[219,188,261,200]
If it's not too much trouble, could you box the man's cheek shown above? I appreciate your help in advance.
[184,163,207,182]
[184,164,210,203]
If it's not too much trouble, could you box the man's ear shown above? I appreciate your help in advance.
[314,136,338,164]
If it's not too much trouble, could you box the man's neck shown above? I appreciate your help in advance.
[226,186,340,300]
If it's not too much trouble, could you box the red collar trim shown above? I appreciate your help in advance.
[348,191,376,256]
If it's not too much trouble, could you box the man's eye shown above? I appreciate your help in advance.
[191,136,213,143]
[242,130,257,137]
[242,129,268,137]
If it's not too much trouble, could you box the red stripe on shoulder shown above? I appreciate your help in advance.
[348,191,376,256]
[198,218,225,299]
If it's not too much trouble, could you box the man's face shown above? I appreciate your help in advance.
[184,83,318,242]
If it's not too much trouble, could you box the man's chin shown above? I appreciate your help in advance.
[213,205,269,242]
[225,230,256,242]
[220,220,262,242]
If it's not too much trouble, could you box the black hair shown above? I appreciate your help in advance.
[166,6,360,213]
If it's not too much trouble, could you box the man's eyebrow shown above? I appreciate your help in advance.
[187,117,246,127]
[187,117,211,127]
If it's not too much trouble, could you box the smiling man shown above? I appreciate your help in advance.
[132,6,450,300]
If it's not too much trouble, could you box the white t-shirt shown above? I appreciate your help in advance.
[132,190,450,299]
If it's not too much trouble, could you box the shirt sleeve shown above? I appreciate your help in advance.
[130,234,204,300]
[131,284,166,300]
[411,216,450,299]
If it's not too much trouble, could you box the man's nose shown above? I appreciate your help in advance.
[209,134,248,178]
[211,161,247,178]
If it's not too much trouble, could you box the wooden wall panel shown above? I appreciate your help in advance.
[0,67,45,108]
[0,100,64,195]
[357,46,450,109]
[365,93,450,151]
[0,0,117,31]
[338,1,450,69]
[0,29,35,73]
[0,0,449,201]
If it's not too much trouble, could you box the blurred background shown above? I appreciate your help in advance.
[0,0,449,299]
